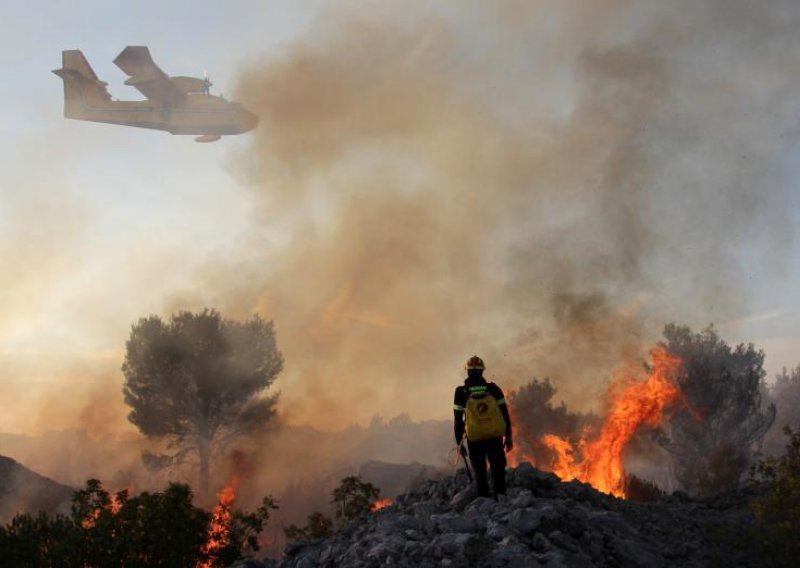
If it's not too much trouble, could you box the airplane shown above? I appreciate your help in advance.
[52,46,258,143]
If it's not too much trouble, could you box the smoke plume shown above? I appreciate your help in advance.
[200,0,797,428]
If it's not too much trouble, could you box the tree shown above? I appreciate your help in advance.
[0,511,79,568]
[283,476,381,542]
[284,512,334,542]
[204,495,279,568]
[331,476,380,524]
[0,480,209,567]
[764,365,800,455]
[508,377,599,468]
[122,309,283,496]
[0,479,278,567]
[659,324,775,495]
[749,427,800,567]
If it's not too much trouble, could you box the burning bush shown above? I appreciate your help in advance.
[0,479,277,568]
[507,325,777,498]
[509,347,685,498]
[331,475,381,524]
[200,477,278,568]
[508,377,599,468]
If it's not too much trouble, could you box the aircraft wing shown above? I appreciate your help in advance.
[113,46,185,106]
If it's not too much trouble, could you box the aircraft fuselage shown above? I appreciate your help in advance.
[53,48,258,141]
[69,94,258,136]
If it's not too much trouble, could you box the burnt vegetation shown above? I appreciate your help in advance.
[510,324,785,499]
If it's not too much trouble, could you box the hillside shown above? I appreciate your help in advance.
[255,463,756,568]
[0,455,74,523]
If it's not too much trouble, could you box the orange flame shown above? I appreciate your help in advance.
[81,507,103,530]
[199,476,240,568]
[371,497,393,511]
[110,483,134,515]
[81,483,134,529]
[512,347,685,498]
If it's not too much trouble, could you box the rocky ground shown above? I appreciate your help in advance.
[236,463,759,567]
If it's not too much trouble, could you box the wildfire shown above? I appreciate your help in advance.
[81,483,134,529]
[199,476,240,568]
[512,347,685,498]
[81,507,103,530]
[371,497,393,511]
[110,484,133,515]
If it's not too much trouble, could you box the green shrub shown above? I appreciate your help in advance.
[749,427,800,567]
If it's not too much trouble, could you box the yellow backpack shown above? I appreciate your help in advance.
[465,392,506,442]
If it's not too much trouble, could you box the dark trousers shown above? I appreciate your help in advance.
[467,437,506,497]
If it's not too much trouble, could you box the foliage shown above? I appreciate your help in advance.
[658,324,775,495]
[0,512,79,568]
[331,476,381,524]
[764,364,800,455]
[284,512,334,541]
[122,309,283,495]
[0,479,277,568]
[283,476,381,542]
[508,377,599,467]
[747,427,800,567]
[207,496,279,567]
[0,480,207,567]
[624,474,666,503]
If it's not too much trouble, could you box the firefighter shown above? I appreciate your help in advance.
[453,355,513,498]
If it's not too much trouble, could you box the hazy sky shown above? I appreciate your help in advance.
[1,0,323,434]
[1,1,798,435]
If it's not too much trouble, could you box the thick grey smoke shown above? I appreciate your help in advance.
[196,0,799,428]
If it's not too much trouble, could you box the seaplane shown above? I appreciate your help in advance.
[53,46,257,142]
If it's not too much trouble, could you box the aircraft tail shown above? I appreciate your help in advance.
[52,50,111,118]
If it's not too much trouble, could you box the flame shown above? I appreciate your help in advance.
[81,483,134,528]
[512,346,685,498]
[110,483,134,515]
[81,507,103,530]
[199,476,240,568]
[371,497,393,511]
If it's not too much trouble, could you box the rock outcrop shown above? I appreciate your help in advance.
[243,463,756,567]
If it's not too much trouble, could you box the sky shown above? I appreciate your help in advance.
[1,0,799,436]
[1,0,323,434]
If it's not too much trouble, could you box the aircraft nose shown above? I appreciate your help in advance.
[241,110,259,132]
